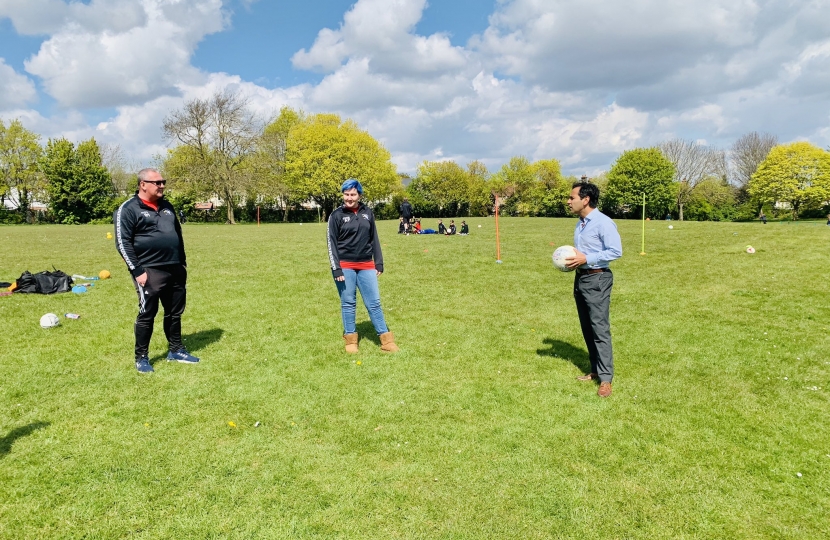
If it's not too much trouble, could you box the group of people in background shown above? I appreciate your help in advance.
[397,198,468,235]
[397,216,468,235]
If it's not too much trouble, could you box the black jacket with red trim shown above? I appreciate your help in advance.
[327,203,384,278]
[114,195,186,277]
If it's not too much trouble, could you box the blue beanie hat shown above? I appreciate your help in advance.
[341,178,363,194]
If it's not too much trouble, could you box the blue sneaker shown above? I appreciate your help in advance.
[167,349,200,364]
[135,357,154,373]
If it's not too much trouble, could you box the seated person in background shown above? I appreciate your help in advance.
[445,220,456,235]
[438,219,446,234]
[421,228,437,234]
[414,219,422,233]
[459,221,469,235]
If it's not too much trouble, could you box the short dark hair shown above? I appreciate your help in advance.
[572,181,599,208]
[137,168,160,183]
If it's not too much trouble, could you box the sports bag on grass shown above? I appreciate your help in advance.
[14,269,74,294]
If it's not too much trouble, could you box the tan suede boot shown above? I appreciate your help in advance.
[344,333,358,354]
[379,332,400,352]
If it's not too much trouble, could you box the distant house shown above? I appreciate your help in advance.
[2,188,47,211]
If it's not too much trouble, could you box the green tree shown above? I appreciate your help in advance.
[404,176,439,217]
[730,131,777,202]
[532,158,567,216]
[466,160,491,216]
[255,107,303,221]
[684,176,737,221]
[660,138,726,221]
[100,143,136,196]
[604,148,676,219]
[489,157,566,216]
[42,137,114,224]
[284,113,398,221]
[415,160,469,216]
[491,156,535,215]
[748,142,830,220]
[163,91,260,224]
[0,119,44,222]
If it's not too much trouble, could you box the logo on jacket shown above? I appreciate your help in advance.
[343,216,351,223]
[162,209,173,216]
[361,214,369,220]
[141,211,151,218]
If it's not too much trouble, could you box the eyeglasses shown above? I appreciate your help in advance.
[142,180,166,186]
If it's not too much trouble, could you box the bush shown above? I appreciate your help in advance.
[372,201,399,221]
[0,208,25,224]
[732,202,760,222]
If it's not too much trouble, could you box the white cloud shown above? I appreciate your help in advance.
[0,0,146,35]
[473,0,761,93]
[3,0,830,176]
[293,0,468,78]
[0,59,37,109]
[21,0,226,107]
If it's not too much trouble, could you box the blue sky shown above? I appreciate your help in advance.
[0,0,828,176]
[192,0,494,88]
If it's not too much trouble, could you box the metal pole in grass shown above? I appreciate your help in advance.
[640,192,646,255]
[492,186,513,264]
[495,195,502,263]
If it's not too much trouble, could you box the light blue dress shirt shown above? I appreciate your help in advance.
[573,208,623,269]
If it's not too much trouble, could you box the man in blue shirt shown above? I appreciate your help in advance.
[565,182,623,397]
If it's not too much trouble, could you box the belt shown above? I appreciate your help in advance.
[576,268,610,275]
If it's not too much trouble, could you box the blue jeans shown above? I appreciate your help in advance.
[335,269,389,335]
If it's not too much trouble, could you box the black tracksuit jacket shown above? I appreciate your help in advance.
[114,195,186,278]
[327,203,384,278]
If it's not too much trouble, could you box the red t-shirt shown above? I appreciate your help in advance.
[139,197,159,211]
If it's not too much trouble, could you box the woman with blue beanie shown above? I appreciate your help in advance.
[327,178,399,353]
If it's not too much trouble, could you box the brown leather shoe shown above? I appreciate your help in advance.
[576,373,597,381]
[598,382,612,397]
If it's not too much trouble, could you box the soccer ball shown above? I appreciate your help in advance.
[552,245,576,272]
[99,269,111,279]
[668,225,674,229]
[746,246,755,254]
[40,313,60,328]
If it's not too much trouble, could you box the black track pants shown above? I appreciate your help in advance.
[132,265,187,359]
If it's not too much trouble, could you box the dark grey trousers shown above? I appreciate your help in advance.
[574,270,614,383]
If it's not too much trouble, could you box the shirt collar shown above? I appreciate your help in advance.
[580,208,599,223]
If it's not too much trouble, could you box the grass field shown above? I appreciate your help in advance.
[1,217,829,539]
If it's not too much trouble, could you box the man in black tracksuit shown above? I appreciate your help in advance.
[114,168,199,373]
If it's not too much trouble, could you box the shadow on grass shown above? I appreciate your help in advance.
[183,328,224,352]
[537,338,592,375]
[0,422,50,458]
[149,328,224,365]
[356,321,381,346]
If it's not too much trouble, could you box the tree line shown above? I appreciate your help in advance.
[3,92,830,224]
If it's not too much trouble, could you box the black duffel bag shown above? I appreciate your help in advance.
[14,269,73,294]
